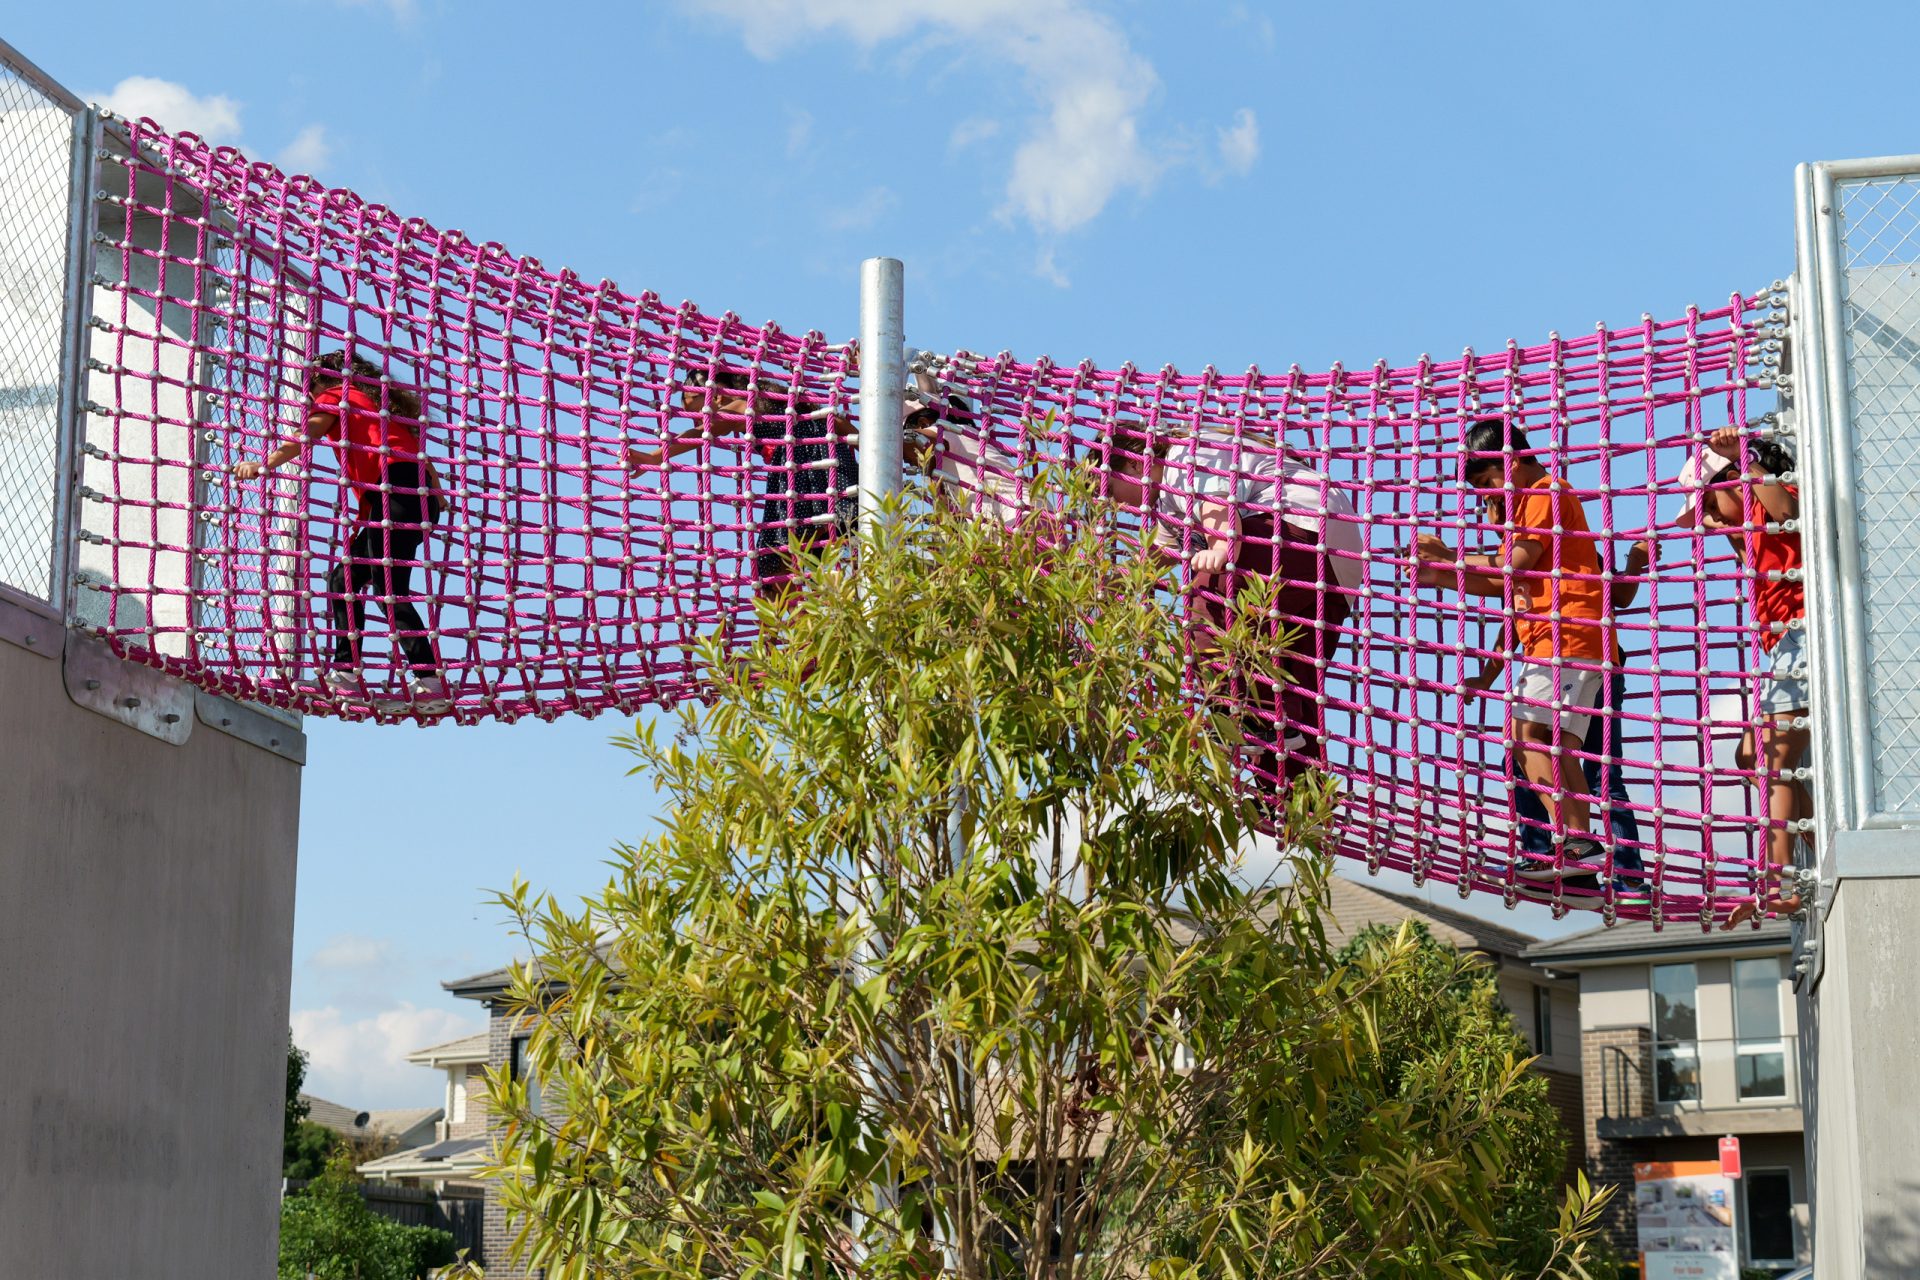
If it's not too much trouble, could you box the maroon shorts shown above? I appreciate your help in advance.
[1191,513,1352,786]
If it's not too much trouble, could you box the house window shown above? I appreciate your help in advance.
[449,1067,468,1125]
[1744,1167,1796,1266]
[1651,963,1700,1104]
[1734,957,1789,1102]
[511,1035,543,1115]
[1533,986,1554,1058]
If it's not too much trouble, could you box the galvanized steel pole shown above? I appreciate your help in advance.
[857,257,906,529]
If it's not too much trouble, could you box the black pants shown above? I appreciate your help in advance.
[328,464,435,674]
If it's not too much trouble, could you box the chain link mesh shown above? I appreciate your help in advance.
[0,52,77,603]
[1834,175,1920,819]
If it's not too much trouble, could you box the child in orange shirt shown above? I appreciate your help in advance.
[1415,417,1612,889]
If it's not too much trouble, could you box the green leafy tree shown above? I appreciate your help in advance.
[285,1033,337,1181]
[286,1118,339,1182]
[478,475,1611,1279]
[1334,921,1606,1275]
[278,1147,456,1280]
[288,1032,312,1140]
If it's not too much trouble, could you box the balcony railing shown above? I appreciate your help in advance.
[1600,1035,1800,1121]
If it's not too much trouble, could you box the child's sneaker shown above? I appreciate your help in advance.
[407,675,453,714]
[1513,836,1608,891]
[321,669,367,701]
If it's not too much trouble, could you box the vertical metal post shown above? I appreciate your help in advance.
[50,105,100,621]
[851,256,906,1256]
[858,257,906,529]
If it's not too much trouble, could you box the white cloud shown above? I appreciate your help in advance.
[1226,2,1277,52]
[97,76,242,144]
[293,1003,482,1110]
[683,0,1248,249]
[309,932,395,971]
[1035,245,1070,289]
[1217,107,1259,177]
[947,116,1001,152]
[276,124,334,176]
[93,76,335,180]
[826,184,898,231]
[631,167,687,213]
[785,107,814,157]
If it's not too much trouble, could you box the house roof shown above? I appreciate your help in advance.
[406,1031,490,1066]
[358,1136,489,1181]
[443,964,516,1000]
[301,1093,372,1134]
[300,1094,443,1140]
[367,1108,444,1139]
[1319,875,1541,960]
[444,943,618,1002]
[1523,915,1793,966]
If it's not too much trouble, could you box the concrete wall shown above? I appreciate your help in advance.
[0,617,301,1280]
[1574,961,1649,1031]
[1804,871,1920,1279]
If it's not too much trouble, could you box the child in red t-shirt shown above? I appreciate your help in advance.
[1676,428,1808,927]
[232,351,450,712]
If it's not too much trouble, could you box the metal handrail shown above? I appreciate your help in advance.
[1600,1042,1649,1119]
[1601,1035,1801,1119]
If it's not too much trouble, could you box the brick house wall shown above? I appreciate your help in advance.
[481,1001,545,1279]
[1534,1065,1585,1186]
[1580,1025,1652,1250]
[448,1061,490,1141]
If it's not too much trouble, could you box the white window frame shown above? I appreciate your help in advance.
[1742,1165,1797,1268]
[1732,956,1789,1103]
[449,1065,468,1125]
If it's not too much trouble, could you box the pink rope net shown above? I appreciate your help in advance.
[80,119,1799,927]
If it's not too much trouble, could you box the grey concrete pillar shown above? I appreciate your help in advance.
[0,601,303,1280]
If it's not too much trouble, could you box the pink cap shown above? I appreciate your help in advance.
[1674,448,1734,522]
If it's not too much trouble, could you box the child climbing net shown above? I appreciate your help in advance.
[72,116,1799,927]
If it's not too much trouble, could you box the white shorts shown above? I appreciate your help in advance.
[1758,626,1810,717]
[1510,661,1603,743]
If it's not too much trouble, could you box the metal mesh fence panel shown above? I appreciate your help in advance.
[1833,174,1920,821]
[0,48,77,604]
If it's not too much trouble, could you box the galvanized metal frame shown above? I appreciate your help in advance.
[50,106,100,624]
[0,37,83,114]
[1798,154,1920,836]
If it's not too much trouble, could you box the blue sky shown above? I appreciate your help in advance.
[12,0,1919,1108]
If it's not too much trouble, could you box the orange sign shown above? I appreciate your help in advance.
[1633,1160,1722,1182]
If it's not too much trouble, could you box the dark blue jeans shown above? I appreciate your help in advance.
[1510,670,1645,883]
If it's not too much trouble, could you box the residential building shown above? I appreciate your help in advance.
[1523,917,1809,1272]
[356,1032,491,1194]
[300,1091,441,1158]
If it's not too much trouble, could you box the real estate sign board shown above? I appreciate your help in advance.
[1633,1160,1738,1280]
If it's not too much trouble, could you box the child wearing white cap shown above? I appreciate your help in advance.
[1676,427,1808,927]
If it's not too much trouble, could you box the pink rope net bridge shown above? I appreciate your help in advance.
[79,119,1799,926]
